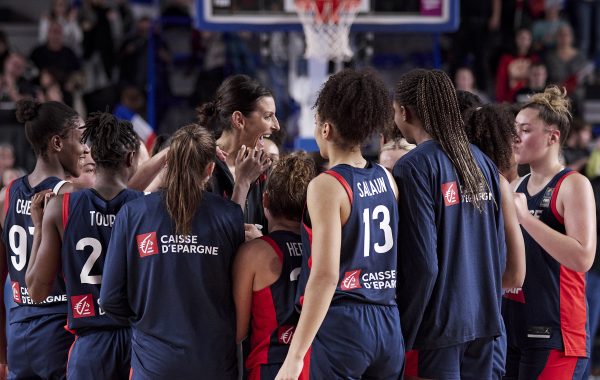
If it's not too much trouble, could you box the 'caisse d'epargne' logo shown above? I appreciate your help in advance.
[278,326,296,345]
[340,270,362,290]
[136,232,159,257]
[441,181,460,206]
[71,294,95,318]
[11,281,20,303]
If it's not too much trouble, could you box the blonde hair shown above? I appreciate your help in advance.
[523,86,572,144]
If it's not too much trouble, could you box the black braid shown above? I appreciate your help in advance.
[396,69,491,212]
[81,112,140,170]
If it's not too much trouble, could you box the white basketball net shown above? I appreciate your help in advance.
[295,0,361,61]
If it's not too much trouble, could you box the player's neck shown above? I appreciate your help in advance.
[529,156,564,185]
[327,146,366,168]
[267,218,301,235]
[217,130,243,168]
[92,170,129,200]
[28,156,67,187]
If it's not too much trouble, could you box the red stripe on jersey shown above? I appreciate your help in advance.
[3,179,15,217]
[537,349,579,379]
[62,193,70,230]
[260,236,284,262]
[299,346,311,380]
[246,287,278,369]
[324,170,353,204]
[550,171,576,225]
[405,350,419,377]
[129,367,133,380]
[559,265,588,357]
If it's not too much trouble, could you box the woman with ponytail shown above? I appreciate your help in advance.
[25,112,141,379]
[504,86,595,379]
[392,69,506,380]
[0,99,87,379]
[197,74,280,235]
[100,124,245,379]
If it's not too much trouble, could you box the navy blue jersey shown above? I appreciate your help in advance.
[62,188,143,333]
[246,231,303,370]
[392,140,505,350]
[99,191,245,379]
[504,169,589,357]
[2,176,67,322]
[297,162,398,307]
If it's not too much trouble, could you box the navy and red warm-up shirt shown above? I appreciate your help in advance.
[296,162,399,308]
[246,230,303,370]
[2,176,68,322]
[99,191,245,379]
[61,188,142,334]
[503,168,589,357]
[392,140,506,351]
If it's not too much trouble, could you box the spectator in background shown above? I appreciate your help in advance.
[454,67,490,104]
[38,0,83,54]
[496,28,538,103]
[513,61,548,104]
[0,30,9,75]
[0,53,36,105]
[544,24,592,94]
[0,142,15,179]
[562,118,592,172]
[531,1,567,52]
[576,0,600,63]
[36,68,65,104]
[30,20,81,102]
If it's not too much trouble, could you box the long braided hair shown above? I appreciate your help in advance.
[395,69,489,211]
[81,112,140,169]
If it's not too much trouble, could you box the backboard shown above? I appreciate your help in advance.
[197,0,459,32]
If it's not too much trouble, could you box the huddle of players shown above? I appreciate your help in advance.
[0,67,594,380]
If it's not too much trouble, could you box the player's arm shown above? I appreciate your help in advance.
[393,160,438,350]
[499,175,526,288]
[515,173,596,272]
[26,191,62,303]
[232,239,259,343]
[231,146,271,209]
[99,209,133,324]
[128,147,169,191]
[276,175,344,380]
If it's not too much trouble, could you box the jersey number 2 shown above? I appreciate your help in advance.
[76,238,102,284]
[362,205,393,257]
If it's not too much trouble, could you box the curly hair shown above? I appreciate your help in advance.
[81,112,140,170]
[315,68,394,147]
[456,90,483,118]
[522,85,572,145]
[464,104,516,173]
[15,99,80,159]
[266,151,316,222]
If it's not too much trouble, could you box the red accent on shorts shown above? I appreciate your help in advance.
[538,349,579,379]
[405,350,419,377]
[560,265,588,357]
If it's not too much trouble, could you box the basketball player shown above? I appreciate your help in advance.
[197,74,279,230]
[25,112,142,379]
[504,86,595,379]
[463,104,527,379]
[0,99,88,379]
[393,69,505,380]
[100,124,244,379]
[234,152,315,380]
[276,69,403,380]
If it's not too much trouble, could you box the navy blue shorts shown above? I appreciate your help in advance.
[307,303,403,380]
[67,328,131,380]
[8,313,73,380]
[405,337,494,380]
[504,346,587,380]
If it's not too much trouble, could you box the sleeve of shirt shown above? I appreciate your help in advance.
[393,159,439,350]
[99,206,133,324]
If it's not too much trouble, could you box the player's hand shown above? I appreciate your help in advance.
[30,190,55,227]
[244,223,263,241]
[235,145,271,186]
[513,192,529,223]
[275,356,303,380]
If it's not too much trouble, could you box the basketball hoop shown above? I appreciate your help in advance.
[294,0,361,61]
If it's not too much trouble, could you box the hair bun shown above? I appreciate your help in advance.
[197,101,217,120]
[15,99,41,123]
